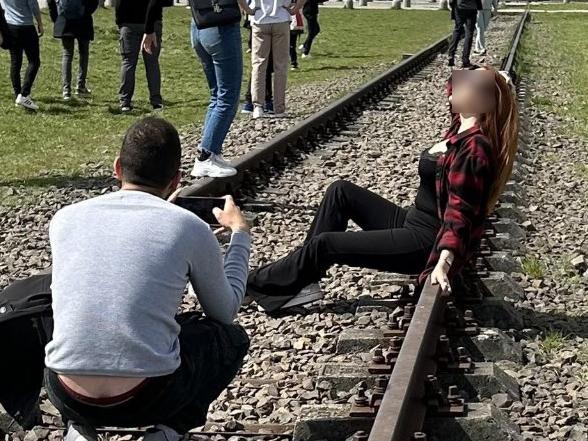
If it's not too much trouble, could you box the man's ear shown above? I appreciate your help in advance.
[113,156,123,181]
[171,170,182,190]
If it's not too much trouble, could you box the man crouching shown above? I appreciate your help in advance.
[43,117,251,441]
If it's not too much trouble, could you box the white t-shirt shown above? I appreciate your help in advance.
[250,0,291,25]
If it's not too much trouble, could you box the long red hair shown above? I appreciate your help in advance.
[477,66,519,215]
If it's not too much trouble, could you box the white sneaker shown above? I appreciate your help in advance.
[252,105,265,119]
[280,284,324,310]
[213,154,233,167]
[15,94,39,111]
[64,422,97,441]
[143,425,182,441]
[301,53,311,59]
[298,44,304,51]
[191,154,237,178]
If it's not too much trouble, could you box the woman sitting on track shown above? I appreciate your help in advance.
[247,66,519,312]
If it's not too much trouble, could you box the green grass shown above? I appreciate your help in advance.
[522,256,545,278]
[540,331,567,357]
[519,14,588,138]
[503,2,588,9]
[0,8,451,189]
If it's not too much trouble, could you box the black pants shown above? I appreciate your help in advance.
[448,9,477,66]
[290,31,300,67]
[302,9,320,55]
[247,180,439,311]
[44,314,249,433]
[7,24,40,98]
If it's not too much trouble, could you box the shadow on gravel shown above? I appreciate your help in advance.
[520,308,588,339]
[1,174,117,191]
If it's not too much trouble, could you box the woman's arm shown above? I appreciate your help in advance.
[237,0,255,16]
[433,137,492,291]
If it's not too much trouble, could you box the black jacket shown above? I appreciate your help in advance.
[48,0,99,41]
[116,0,172,33]
[451,0,482,10]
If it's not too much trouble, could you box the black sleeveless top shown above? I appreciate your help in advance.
[414,149,441,218]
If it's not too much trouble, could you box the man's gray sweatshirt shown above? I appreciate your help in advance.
[44,190,251,377]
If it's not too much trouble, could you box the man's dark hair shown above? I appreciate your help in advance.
[119,117,182,189]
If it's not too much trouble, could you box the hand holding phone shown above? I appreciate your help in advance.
[213,196,250,233]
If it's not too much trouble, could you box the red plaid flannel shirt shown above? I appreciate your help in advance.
[417,84,496,285]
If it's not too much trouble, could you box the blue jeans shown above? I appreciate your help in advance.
[191,22,243,155]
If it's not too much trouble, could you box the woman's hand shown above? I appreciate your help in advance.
[431,261,451,293]
[431,249,454,293]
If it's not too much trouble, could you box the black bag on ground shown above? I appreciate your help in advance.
[189,0,241,30]
[0,272,53,432]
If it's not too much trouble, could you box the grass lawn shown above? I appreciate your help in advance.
[518,14,588,138]
[0,8,451,190]
[503,2,588,9]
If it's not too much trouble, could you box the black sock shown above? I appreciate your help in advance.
[198,150,212,162]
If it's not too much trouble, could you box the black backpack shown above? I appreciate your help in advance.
[57,0,85,20]
[0,272,53,432]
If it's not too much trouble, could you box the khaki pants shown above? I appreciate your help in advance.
[251,22,290,114]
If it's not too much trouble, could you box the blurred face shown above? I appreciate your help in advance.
[451,69,495,115]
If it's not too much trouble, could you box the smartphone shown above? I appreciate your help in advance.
[175,196,226,226]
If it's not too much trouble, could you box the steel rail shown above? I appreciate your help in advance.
[181,34,451,198]
[367,278,444,441]
[501,9,530,79]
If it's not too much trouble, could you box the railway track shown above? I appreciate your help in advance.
[2,12,530,441]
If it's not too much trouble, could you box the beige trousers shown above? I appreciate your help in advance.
[251,21,290,114]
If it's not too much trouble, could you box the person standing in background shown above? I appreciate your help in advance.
[115,0,171,112]
[473,0,497,56]
[299,0,318,58]
[0,0,43,111]
[289,7,303,69]
[447,0,481,68]
[146,0,254,178]
[250,0,305,119]
[48,0,99,101]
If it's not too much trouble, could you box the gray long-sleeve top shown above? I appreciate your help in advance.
[44,190,250,377]
[0,0,39,25]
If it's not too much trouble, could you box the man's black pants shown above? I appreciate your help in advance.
[248,180,439,311]
[302,9,320,56]
[7,24,40,98]
[448,9,478,66]
[44,314,249,433]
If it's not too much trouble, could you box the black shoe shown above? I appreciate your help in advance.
[120,104,133,113]
[448,58,455,67]
[462,61,472,69]
[152,103,164,111]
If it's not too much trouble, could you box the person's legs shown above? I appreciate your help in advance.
[461,10,477,66]
[302,11,319,55]
[20,26,41,97]
[118,24,141,107]
[271,22,290,114]
[61,37,75,95]
[43,314,249,434]
[265,50,273,103]
[290,32,298,67]
[305,180,408,241]
[195,23,243,155]
[191,21,218,134]
[248,226,434,307]
[143,21,163,107]
[475,10,491,53]
[448,10,466,64]
[8,26,24,98]
[248,180,431,305]
[251,23,272,109]
[77,39,90,90]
